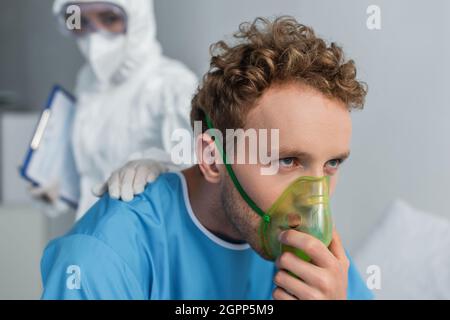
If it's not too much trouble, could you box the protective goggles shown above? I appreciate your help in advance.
[57,2,127,37]
[205,115,333,261]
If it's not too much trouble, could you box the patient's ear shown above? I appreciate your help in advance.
[195,133,221,184]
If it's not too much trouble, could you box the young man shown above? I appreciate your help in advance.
[41,16,373,300]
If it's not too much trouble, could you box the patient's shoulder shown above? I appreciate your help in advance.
[64,173,181,263]
[70,172,182,239]
[42,173,184,295]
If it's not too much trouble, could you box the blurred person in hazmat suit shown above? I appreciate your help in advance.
[30,0,197,220]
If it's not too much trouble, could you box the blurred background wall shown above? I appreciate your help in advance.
[0,0,449,299]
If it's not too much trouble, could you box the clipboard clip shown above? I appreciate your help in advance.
[30,109,51,150]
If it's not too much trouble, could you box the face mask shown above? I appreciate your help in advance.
[205,115,333,261]
[77,33,127,84]
[260,175,332,260]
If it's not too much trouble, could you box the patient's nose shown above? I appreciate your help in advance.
[303,167,324,178]
[287,213,301,229]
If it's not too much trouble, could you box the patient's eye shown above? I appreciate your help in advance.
[324,159,343,174]
[279,157,298,168]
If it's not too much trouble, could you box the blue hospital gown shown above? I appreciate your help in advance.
[40,172,373,300]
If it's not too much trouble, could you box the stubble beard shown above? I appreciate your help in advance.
[220,176,273,261]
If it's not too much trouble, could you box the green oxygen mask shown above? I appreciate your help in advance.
[205,116,333,261]
[260,175,333,261]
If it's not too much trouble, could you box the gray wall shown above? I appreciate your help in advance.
[0,0,83,110]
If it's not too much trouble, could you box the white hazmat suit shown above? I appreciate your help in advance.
[51,0,197,220]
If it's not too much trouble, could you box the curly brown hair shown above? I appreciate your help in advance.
[191,16,367,134]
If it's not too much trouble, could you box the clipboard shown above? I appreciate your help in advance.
[19,85,79,208]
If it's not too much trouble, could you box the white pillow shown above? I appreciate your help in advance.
[354,199,450,299]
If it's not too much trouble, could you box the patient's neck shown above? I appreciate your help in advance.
[182,166,245,244]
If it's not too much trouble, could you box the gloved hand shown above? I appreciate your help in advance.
[29,180,60,204]
[92,159,169,202]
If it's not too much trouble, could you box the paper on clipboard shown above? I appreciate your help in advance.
[20,85,79,208]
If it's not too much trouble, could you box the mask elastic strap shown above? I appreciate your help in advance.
[204,115,273,257]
